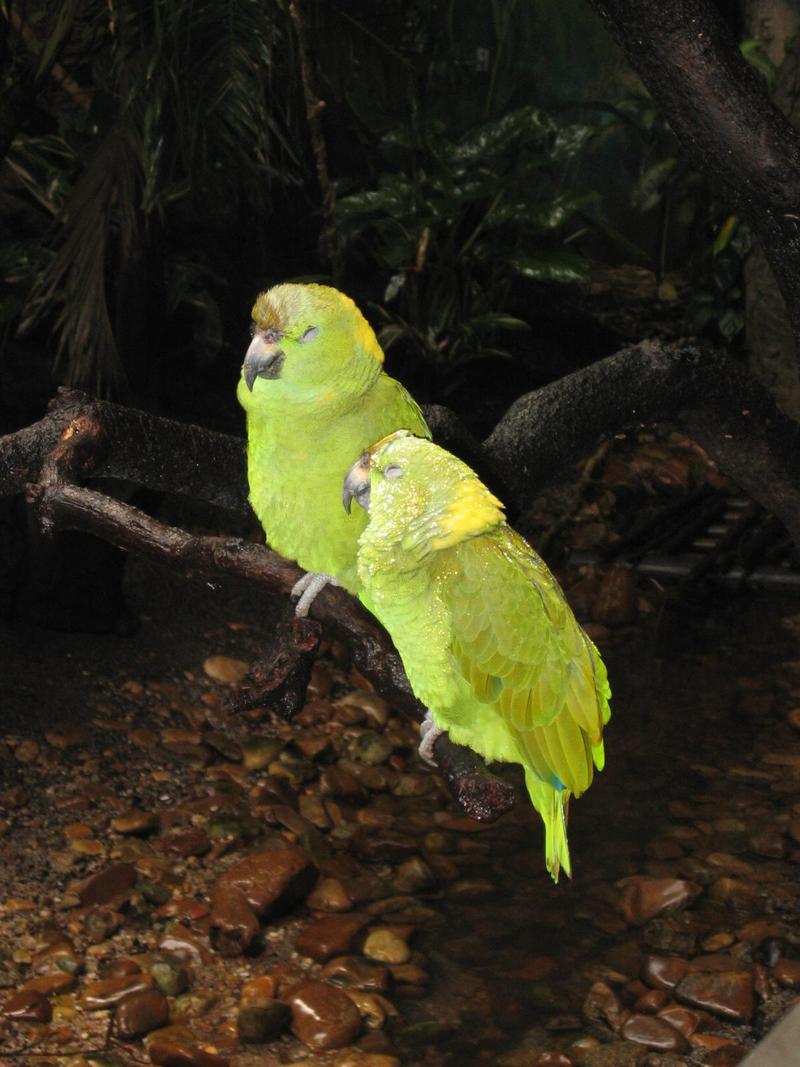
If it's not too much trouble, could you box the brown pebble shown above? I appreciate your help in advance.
[773,958,800,988]
[296,914,369,962]
[46,724,89,748]
[286,979,362,1050]
[203,655,249,683]
[75,861,138,907]
[2,988,52,1021]
[149,1041,230,1067]
[211,846,316,919]
[116,988,170,1037]
[618,876,701,925]
[22,972,77,996]
[675,968,754,1022]
[321,956,391,992]
[641,955,689,991]
[657,1002,708,1038]
[209,884,259,957]
[307,877,354,912]
[362,929,411,965]
[632,988,669,1013]
[582,980,628,1031]
[621,1012,689,1052]
[82,973,153,1009]
[113,809,159,835]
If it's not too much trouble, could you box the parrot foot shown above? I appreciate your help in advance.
[418,711,444,767]
[291,572,340,617]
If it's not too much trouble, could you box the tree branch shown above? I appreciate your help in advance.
[586,0,800,352]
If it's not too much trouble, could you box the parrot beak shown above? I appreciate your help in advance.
[243,333,285,390]
[343,456,371,514]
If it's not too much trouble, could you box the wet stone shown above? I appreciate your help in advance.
[394,857,436,894]
[2,988,52,1021]
[211,845,316,918]
[632,987,669,1013]
[773,958,800,988]
[657,1003,708,1038]
[203,655,249,683]
[115,988,170,1037]
[149,1040,230,1067]
[158,828,212,857]
[320,766,365,799]
[112,809,159,835]
[75,861,137,907]
[642,955,689,991]
[296,914,369,962]
[621,1012,690,1052]
[237,997,292,1043]
[149,957,190,997]
[619,877,702,925]
[240,735,286,770]
[351,732,394,766]
[675,968,754,1022]
[31,939,82,975]
[286,979,362,1050]
[307,877,354,912]
[209,884,259,957]
[582,980,628,1031]
[82,973,153,1009]
[322,956,392,992]
[362,929,411,965]
[21,972,77,996]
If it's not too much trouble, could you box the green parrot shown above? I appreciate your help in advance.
[343,432,611,880]
[237,283,430,613]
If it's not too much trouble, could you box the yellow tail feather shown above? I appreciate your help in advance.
[524,770,572,882]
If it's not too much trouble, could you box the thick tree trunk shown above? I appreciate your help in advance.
[588,0,800,361]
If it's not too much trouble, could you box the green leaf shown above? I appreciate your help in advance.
[740,39,778,92]
[452,105,556,164]
[718,308,744,342]
[631,157,679,212]
[511,251,588,284]
[712,215,738,256]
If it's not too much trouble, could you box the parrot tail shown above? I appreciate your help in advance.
[524,770,572,882]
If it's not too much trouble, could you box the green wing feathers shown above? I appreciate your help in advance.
[442,528,611,879]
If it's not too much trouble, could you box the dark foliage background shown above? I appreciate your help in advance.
[0,0,772,432]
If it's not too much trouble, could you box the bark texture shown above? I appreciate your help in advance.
[588,0,800,355]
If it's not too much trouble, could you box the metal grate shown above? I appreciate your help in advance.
[569,490,800,591]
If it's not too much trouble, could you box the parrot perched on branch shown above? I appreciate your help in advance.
[237,283,430,614]
[343,431,611,880]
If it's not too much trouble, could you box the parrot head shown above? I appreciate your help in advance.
[344,432,505,561]
[239,283,384,404]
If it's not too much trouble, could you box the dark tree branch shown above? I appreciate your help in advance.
[484,340,800,543]
[587,0,800,352]
[20,409,513,821]
[5,339,800,818]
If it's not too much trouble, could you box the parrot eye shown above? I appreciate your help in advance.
[384,464,403,480]
[298,326,319,343]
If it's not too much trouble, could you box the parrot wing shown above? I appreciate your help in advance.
[440,528,610,797]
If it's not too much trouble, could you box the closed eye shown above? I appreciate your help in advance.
[299,326,319,343]
[384,464,403,479]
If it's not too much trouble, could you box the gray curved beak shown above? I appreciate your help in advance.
[343,456,371,514]
[243,333,285,390]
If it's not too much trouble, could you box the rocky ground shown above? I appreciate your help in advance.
[2,427,800,1067]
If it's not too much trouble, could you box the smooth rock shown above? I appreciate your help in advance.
[211,846,316,919]
[237,997,292,1043]
[286,979,362,1050]
[657,1003,708,1038]
[307,877,354,912]
[149,1041,230,1067]
[240,735,286,771]
[582,980,627,1031]
[75,862,137,907]
[619,877,701,925]
[324,958,392,999]
[112,809,159,835]
[632,987,669,1013]
[116,988,170,1037]
[296,914,369,962]
[209,884,259,957]
[2,988,52,1021]
[362,929,411,965]
[773,958,800,988]
[82,973,153,1009]
[641,955,689,991]
[675,968,754,1022]
[351,732,394,766]
[621,1012,690,1052]
[203,655,248,683]
[21,972,77,996]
